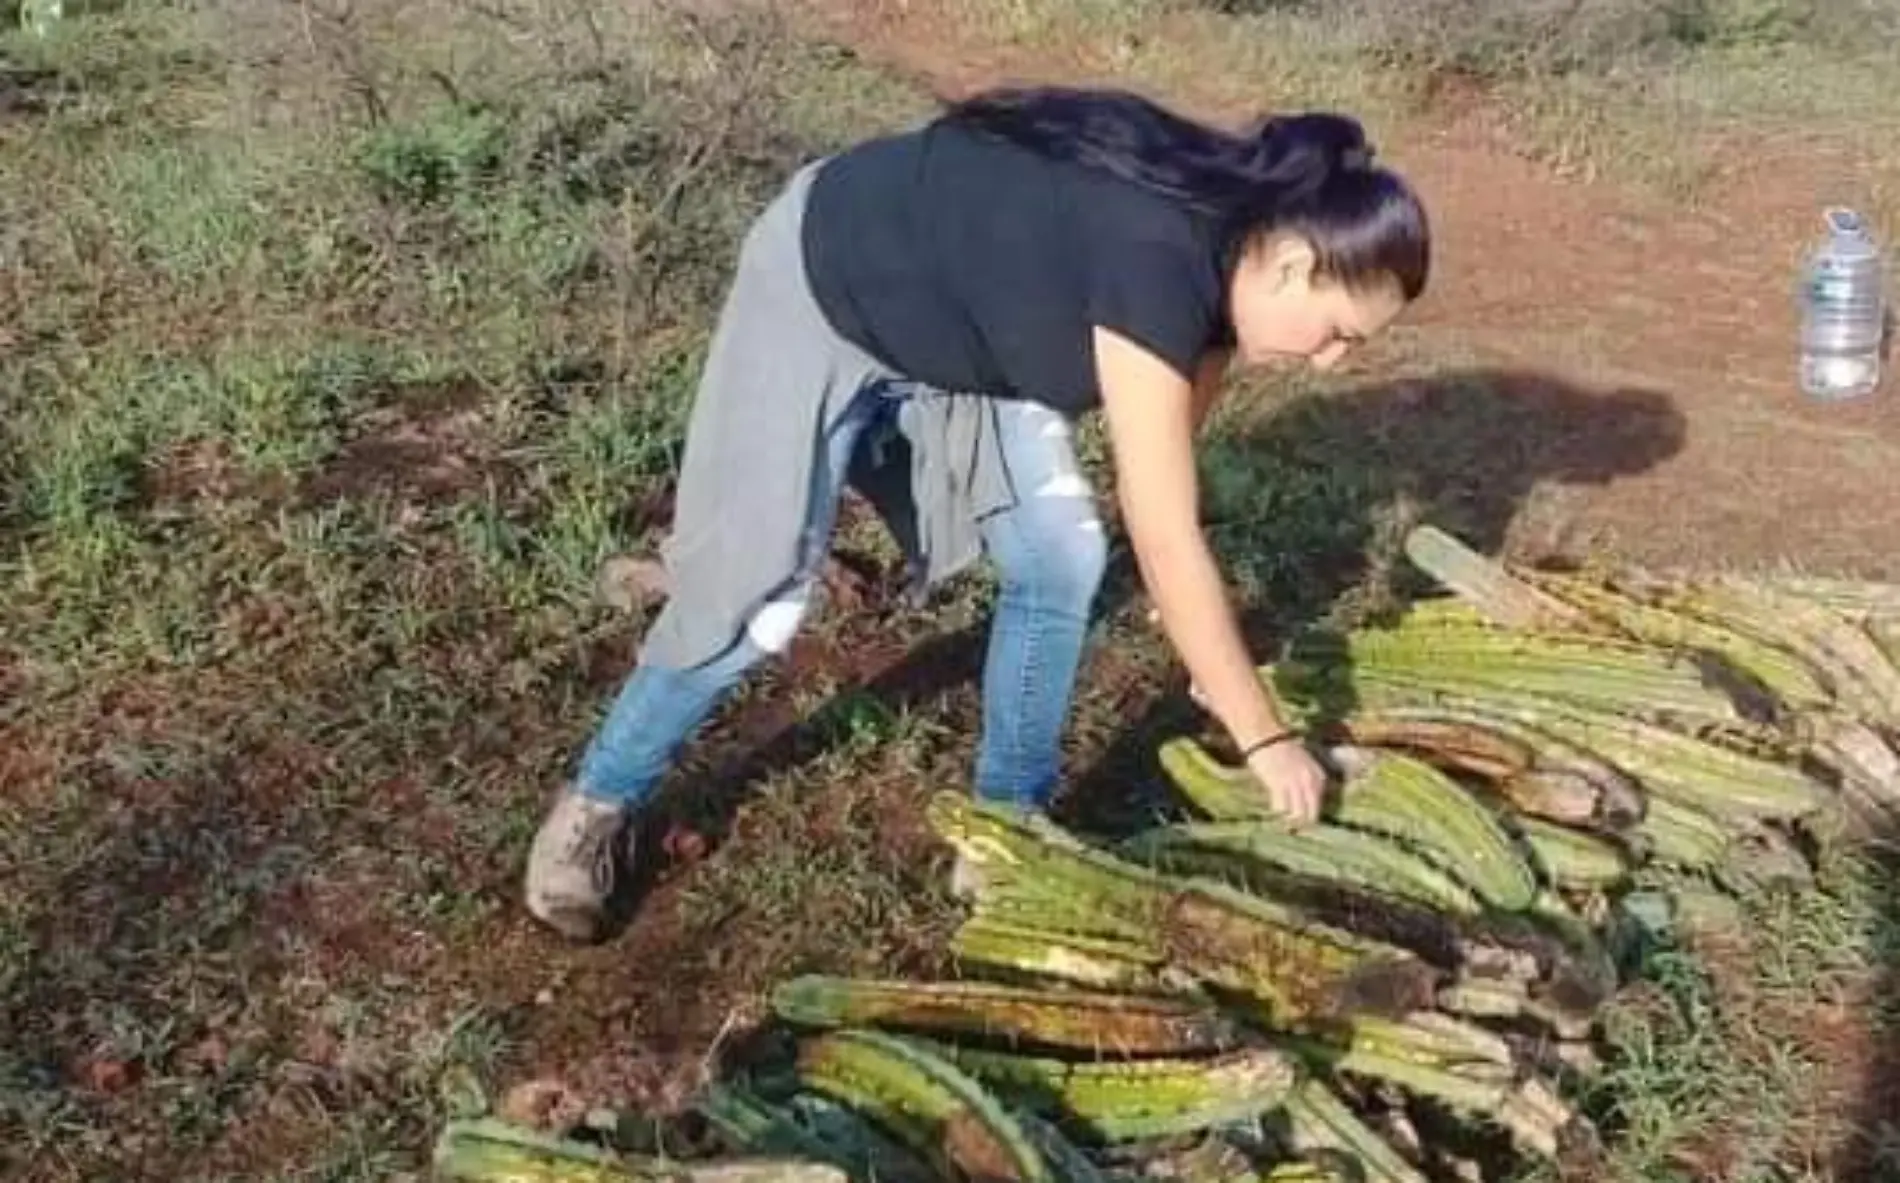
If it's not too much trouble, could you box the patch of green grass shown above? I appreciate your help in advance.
[164,339,393,475]
[804,687,908,752]
[10,402,146,533]
[357,101,511,205]
[527,347,698,601]
[0,337,454,669]
[437,341,700,613]
[672,756,959,975]
[1523,847,1898,1182]
[84,134,277,284]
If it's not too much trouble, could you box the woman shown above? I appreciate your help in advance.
[524,85,1431,941]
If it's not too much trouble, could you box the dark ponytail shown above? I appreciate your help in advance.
[939,86,1429,300]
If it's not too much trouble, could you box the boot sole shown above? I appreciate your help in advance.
[526,896,606,943]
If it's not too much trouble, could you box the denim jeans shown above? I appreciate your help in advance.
[574,385,1108,813]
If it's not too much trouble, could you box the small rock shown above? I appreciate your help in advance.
[661,824,708,865]
[81,1058,140,1095]
[535,987,555,1007]
[597,554,669,613]
[499,1077,589,1133]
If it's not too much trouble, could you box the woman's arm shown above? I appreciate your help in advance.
[1092,326,1323,822]
[1156,345,1231,694]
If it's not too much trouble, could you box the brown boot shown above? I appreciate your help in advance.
[524,786,629,941]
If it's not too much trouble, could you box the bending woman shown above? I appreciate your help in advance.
[524,85,1431,941]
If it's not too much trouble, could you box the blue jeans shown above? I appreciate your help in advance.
[574,385,1108,812]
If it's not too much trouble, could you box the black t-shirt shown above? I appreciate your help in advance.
[799,117,1236,415]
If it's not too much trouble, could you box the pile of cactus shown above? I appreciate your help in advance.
[434,525,1900,1182]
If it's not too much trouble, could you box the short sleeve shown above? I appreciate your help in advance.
[1084,238,1223,384]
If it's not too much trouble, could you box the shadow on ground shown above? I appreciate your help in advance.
[607,364,1687,911]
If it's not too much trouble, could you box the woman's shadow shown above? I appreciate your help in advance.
[611,366,1687,917]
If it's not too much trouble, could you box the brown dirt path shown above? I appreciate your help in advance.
[788,0,1900,579]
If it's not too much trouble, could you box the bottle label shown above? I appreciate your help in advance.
[1807,269,1881,310]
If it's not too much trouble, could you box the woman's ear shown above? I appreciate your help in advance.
[1269,237,1318,292]
[1245,232,1319,294]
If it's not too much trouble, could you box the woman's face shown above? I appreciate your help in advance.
[1227,235,1407,371]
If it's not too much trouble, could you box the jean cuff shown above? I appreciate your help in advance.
[971,785,1052,813]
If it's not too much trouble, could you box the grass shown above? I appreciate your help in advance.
[1553,851,1899,1181]
[3,0,1900,1180]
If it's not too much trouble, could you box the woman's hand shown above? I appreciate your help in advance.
[1168,663,1324,824]
[1245,739,1326,825]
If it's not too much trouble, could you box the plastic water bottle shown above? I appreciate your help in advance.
[1800,208,1887,400]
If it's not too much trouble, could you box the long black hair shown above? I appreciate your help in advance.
[938,86,1429,300]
